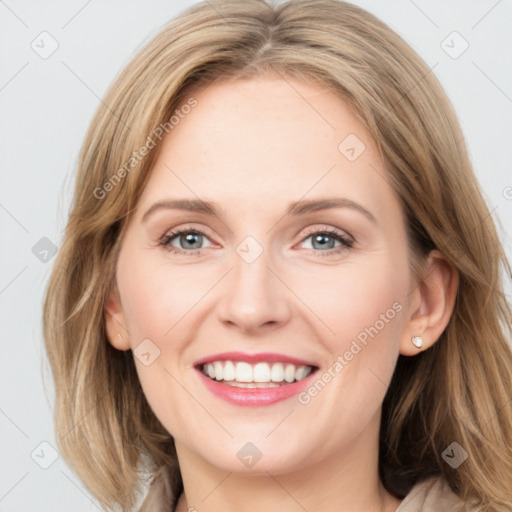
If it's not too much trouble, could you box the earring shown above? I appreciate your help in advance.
[411,336,423,349]
[117,332,122,339]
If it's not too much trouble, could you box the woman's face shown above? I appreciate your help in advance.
[107,74,417,474]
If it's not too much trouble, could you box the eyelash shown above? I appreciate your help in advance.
[159,225,354,258]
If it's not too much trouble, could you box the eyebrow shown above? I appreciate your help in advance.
[141,197,377,223]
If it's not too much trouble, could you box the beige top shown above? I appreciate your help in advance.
[138,474,471,512]
[395,476,470,512]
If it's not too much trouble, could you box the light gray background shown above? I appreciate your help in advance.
[1,1,511,511]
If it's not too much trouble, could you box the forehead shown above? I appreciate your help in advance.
[134,75,400,225]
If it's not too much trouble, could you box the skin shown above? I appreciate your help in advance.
[105,74,458,512]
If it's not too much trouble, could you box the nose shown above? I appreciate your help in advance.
[217,245,292,334]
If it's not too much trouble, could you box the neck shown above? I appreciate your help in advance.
[173,409,402,512]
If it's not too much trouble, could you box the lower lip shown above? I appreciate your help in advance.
[196,368,316,407]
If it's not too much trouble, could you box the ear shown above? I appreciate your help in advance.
[400,250,459,356]
[104,285,131,351]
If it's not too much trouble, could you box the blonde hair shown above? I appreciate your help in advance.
[43,0,512,510]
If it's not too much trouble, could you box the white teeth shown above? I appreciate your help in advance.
[236,362,253,382]
[253,362,271,382]
[225,381,280,388]
[201,360,314,384]
[294,365,312,381]
[271,362,284,382]
[214,361,223,380]
[284,364,295,383]
[223,360,235,381]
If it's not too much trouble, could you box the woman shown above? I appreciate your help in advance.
[43,1,512,511]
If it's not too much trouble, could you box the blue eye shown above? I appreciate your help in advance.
[160,229,212,255]
[160,227,353,257]
[299,229,353,257]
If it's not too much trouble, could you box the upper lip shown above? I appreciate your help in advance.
[194,351,318,368]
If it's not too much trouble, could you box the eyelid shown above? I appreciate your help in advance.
[298,224,353,243]
[160,223,216,242]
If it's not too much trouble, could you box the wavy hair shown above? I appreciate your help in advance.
[43,0,512,510]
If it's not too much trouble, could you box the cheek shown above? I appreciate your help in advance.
[116,257,202,436]
[117,256,200,344]
[116,250,212,397]
[290,256,408,423]
[289,259,406,432]
[294,258,406,353]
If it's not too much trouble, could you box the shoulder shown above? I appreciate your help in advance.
[395,476,475,512]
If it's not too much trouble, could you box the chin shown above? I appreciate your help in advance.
[187,435,313,476]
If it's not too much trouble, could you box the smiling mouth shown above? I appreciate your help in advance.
[198,360,318,388]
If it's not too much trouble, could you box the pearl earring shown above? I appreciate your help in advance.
[411,336,423,349]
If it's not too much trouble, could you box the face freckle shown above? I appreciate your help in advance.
[109,74,414,476]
